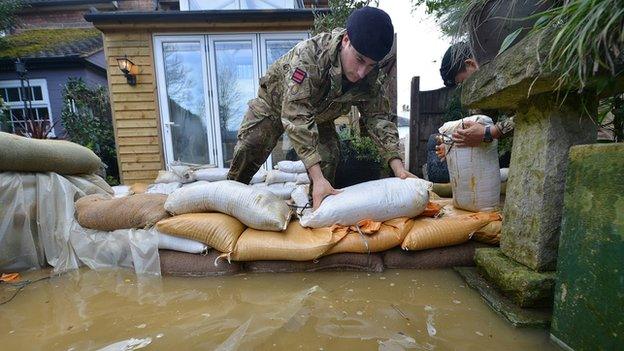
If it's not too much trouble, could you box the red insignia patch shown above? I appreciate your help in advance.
[291,68,307,84]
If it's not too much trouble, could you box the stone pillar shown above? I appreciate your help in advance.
[500,93,597,271]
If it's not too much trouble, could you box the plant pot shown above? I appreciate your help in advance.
[334,157,381,188]
[469,0,557,65]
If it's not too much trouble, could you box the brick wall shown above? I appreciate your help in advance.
[117,0,156,11]
[14,10,92,31]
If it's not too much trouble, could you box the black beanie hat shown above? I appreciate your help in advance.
[346,6,394,62]
[440,42,472,87]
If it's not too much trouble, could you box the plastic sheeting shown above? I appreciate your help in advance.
[0,172,160,275]
[69,222,161,275]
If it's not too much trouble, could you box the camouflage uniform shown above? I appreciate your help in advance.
[228,28,401,185]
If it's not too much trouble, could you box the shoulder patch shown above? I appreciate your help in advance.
[291,67,307,84]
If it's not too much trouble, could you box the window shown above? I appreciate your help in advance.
[181,0,302,11]
[0,79,54,137]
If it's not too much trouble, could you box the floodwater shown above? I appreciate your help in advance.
[0,268,558,351]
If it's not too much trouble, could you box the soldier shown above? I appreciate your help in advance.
[227,6,415,209]
[436,42,514,158]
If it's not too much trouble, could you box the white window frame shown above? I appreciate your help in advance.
[181,0,300,11]
[208,34,260,168]
[153,36,218,167]
[0,79,55,137]
[153,32,308,169]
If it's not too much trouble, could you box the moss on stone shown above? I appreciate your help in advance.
[0,28,101,59]
[475,248,556,308]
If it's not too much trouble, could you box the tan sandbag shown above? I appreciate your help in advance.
[324,217,414,255]
[130,182,149,194]
[402,212,501,251]
[0,131,101,174]
[473,220,502,245]
[155,213,246,253]
[227,221,348,261]
[432,183,453,198]
[75,193,170,231]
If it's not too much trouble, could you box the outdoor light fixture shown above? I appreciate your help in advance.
[116,55,138,86]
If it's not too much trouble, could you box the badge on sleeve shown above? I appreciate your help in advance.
[291,67,307,84]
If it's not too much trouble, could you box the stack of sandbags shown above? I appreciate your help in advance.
[73,193,207,254]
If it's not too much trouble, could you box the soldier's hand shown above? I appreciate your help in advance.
[389,159,417,179]
[452,120,485,147]
[311,177,340,210]
[435,144,446,160]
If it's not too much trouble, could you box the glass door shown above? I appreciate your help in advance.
[260,33,308,167]
[154,36,216,165]
[208,35,259,168]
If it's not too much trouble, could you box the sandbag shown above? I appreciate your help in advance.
[192,168,229,182]
[165,180,291,231]
[324,217,414,255]
[264,182,296,200]
[64,174,114,196]
[159,250,242,277]
[155,213,246,253]
[0,131,101,174]
[473,220,502,245]
[75,193,170,231]
[227,221,347,261]
[250,168,267,184]
[383,241,488,269]
[169,165,195,183]
[244,253,384,273]
[295,173,310,185]
[401,212,501,251]
[432,183,453,198]
[146,182,181,195]
[130,182,148,194]
[276,160,306,173]
[265,170,298,184]
[439,115,500,212]
[291,184,311,218]
[300,178,431,228]
[157,232,209,254]
[500,168,509,182]
[154,170,184,184]
[112,185,131,198]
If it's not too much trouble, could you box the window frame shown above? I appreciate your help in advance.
[0,79,55,137]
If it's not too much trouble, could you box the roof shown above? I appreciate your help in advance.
[0,28,102,60]
[0,28,104,72]
[85,8,329,25]
[22,0,115,8]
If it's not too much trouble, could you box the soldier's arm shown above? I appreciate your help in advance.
[355,88,402,166]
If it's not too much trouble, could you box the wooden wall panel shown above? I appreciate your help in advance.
[103,29,164,184]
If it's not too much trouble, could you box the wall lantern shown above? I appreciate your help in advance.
[116,55,138,85]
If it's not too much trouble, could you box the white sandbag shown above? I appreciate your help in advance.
[295,173,310,185]
[291,184,311,218]
[500,168,509,182]
[157,232,209,254]
[300,178,431,228]
[276,160,306,173]
[169,165,195,183]
[146,182,182,195]
[193,168,230,182]
[155,170,185,184]
[165,180,291,231]
[265,170,298,184]
[112,185,131,198]
[439,115,500,212]
[250,168,268,184]
[182,180,210,188]
[266,182,297,200]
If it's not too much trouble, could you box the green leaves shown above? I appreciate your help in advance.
[497,28,523,56]
[312,0,378,35]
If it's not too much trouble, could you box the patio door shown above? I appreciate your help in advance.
[155,32,307,168]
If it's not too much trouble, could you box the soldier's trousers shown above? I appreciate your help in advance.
[227,109,340,185]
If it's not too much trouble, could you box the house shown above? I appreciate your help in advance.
[0,0,128,137]
[86,0,334,184]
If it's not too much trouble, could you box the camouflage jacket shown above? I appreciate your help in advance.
[248,28,400,169]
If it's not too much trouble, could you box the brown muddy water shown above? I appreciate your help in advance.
[0,268,558,350]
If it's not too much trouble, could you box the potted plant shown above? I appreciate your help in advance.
[334,128,382,188]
